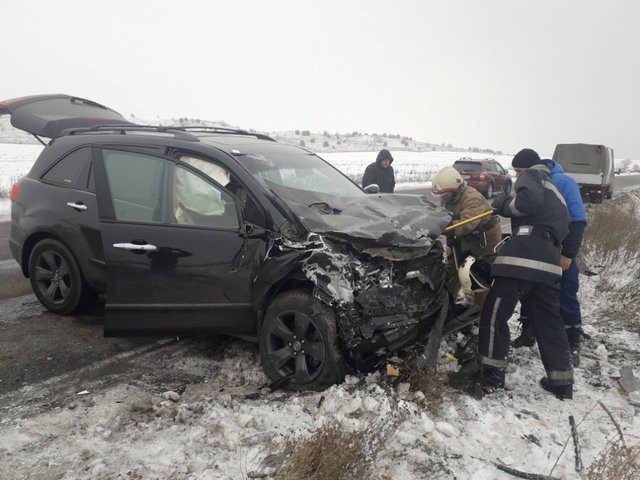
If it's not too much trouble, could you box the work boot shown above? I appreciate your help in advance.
[568,334,582,368]
[448,364,479,391]
[448,364,505,399]
[540,377,573,400]
[512,321,536,348]
[479,365,505,393]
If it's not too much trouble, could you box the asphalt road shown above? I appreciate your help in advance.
[0,220,158,397]
[1,174,639,397]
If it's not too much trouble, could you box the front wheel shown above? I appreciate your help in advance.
[28,238,93,314]
[259,290,345,391]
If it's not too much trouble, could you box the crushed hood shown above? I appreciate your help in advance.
[267,183,451,250]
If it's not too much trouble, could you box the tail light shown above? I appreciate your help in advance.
[9,182,20,202]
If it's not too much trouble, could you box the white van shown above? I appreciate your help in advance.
[552,143,615,203]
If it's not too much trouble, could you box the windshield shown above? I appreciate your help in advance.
[239,149,365,198]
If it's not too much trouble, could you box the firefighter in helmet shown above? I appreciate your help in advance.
[432,166,502,307]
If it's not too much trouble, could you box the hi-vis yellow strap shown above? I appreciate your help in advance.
[444,209,496,233]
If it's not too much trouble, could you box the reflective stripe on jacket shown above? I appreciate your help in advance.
[493,165,570,285]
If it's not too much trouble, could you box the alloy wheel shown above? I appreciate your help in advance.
[33,250,72,306]
[264,309,327,385]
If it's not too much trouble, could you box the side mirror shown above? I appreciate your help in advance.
[363,184,380,194]
[241,223,268,239]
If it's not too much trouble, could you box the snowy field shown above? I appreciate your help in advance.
[317,150,515,189]
[0,143,43,217]
[0,143,513,218]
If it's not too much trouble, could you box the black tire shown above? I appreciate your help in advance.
[503,181,512,195]
[484,183,494,199]
[28,238,93,315]
[259,290,344,391]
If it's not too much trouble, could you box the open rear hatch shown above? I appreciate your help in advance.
[0,94,133,139]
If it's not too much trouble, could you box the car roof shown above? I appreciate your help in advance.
[30,127,312,179]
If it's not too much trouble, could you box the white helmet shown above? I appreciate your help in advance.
[458,256,491,294]
[432,166,463,194]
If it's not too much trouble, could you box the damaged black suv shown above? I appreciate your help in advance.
[4,95,455,390]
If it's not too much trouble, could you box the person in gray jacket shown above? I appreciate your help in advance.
[472,148,573,399]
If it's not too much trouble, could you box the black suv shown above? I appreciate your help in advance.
[3,95,454,390]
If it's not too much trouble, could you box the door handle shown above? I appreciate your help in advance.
[112,243,158,252]
[66,202,88,211]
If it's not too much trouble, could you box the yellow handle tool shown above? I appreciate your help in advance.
[443,209,496,234]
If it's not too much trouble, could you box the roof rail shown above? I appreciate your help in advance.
[180,126,276,142]
[61,124,199,141]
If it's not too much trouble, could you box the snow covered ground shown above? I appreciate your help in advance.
[1,186,639,478]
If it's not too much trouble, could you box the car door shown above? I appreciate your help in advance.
[93,146,258,336]
[487,161,503,190]
[35,146,105,289]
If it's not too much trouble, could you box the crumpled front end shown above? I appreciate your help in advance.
[280,232,447,370]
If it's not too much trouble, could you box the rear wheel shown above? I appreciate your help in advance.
[259,290,344,391]
[503,182,512,195]
[28,238,93,314]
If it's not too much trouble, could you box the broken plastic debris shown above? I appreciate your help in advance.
[163,391,181,402]
[445,353,458,363]
[386,364,400,377]
[76,390,90,395]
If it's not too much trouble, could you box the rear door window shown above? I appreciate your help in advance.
[41,147,91,187]
[103,149,167,223]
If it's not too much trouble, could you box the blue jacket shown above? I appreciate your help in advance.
[544,160,586,222]
[543,159,587,258]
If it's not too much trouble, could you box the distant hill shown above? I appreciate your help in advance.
[0,115,503,155]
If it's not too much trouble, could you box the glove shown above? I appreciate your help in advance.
[444,229,457,247]
[492,193,510,215]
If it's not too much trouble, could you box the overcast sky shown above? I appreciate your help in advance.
[2,0,639,158]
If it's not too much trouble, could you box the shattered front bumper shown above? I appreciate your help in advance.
[298,234,448,370]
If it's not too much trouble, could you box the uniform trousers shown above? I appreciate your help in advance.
[478,276,573,387]
[520,259,583,337]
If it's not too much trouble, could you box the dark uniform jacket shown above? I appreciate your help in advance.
[445,185,501,258]
[492,164,569,285]
[362,161,395,193]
